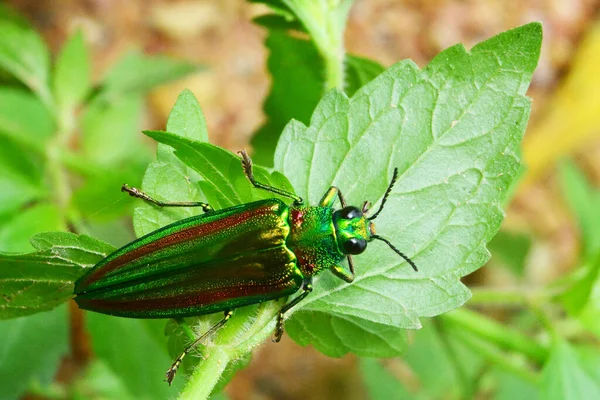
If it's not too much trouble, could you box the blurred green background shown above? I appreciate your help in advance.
[1,1,599,399]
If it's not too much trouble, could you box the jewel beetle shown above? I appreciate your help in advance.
[74,150,418,385]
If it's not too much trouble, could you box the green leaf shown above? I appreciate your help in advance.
[284,307,407,357]
[360,358,411,400]
[252,14,305,31]
[487,230,532,276]
[53,30,91,111]
[250,31,323,166]
[81,95,145,166]
[559,160,600,257]
[250,31,385,166]
[144,130,295,210]
[133,89,209,236]
[0,4,30,26]
[0,203,62,252]
[0,305,68,400]
[0,87,54,150]
[71,360,135,400]
[402,319,483,399]
[540,340,600,399]
[100,51,200,100]
[345,55,385,97]
[493,369,538,400]
[0,20,52,105]
[0,136,47,214]
[275,23,541,355]
[72,166,141,222]
[0,232,114,319]
[87,314,184,398]
[558,162,600,317]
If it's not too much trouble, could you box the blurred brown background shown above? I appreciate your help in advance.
[6,0,600,399]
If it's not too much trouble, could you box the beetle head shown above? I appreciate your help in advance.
[333,168,418,272]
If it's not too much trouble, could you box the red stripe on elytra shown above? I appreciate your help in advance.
[81,282,285,313]
[81,204,278,288]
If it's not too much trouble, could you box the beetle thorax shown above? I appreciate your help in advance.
[286,206,344,277]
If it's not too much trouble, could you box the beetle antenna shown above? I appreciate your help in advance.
[371,235,418,272]
[368,168,399,220]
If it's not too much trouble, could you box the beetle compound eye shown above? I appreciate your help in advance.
[343,238,367,255]
[339,206,362,220]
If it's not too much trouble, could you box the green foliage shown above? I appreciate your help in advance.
[0,3,558,400]
[0,232,114,318]
[53,31,91,112]
[558,162,600,337]
[486,230,532,276]
[360,358,410,399]
[540,341,600,399]
[250,29,385,165]
[0,8,200,399]
[86,315,185,396]
[0,19,51,105]
[278,23,540,356]
[0,305,68,400]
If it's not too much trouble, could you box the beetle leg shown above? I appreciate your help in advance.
[122,184,213,212]
[238,150,304,205]
[319,186,347,208]
[273,278,313,342]
[165,310,233,386]
[330,257,355,283]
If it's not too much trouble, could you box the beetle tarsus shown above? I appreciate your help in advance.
[273,312,285,342]
[121,183,213,212]
[273,279,313,342]
[165,360,182,386]
[164,310,233,385]
[237,150,304,205]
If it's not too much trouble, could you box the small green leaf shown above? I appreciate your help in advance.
[144,130,295,209]
[72,166,141,222]
[558,162,600,317]
[53,30,91,111]
[0,136,46,214]
[0,305,68,400]
[540,340,600,399]
[81,96,145,165]
[0,4,30,26]
[87,315,184,397]
[133,89,209,236]
[345,55,385,97]
[250,31,385,165]
[252,14,305,31]
[559,160,600,257]
[251,31,323,166]
[360,358,411,400]
[285,309,407,357]
[493,369,539,400]
[0,20,52,105]
[0,87,54,150]
[487,230,532,276]
[0,203,62,252]
[275,23,541,355]
[72,360,135,400]
[0,232,114,319]
[100,51,200,100]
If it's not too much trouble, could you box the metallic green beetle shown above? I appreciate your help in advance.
[74,151,417,384]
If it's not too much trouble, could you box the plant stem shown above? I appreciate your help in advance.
[323,49,345,90]
[178,302,280,399]
[179,346,231,400]
[440,308,549,364]
[285,1,350,91]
